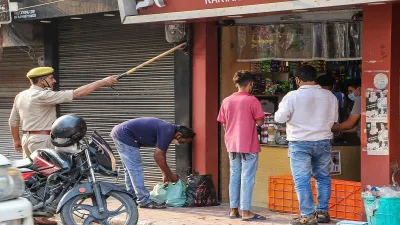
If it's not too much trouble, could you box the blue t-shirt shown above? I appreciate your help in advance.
[111,118,178,151]
[333,90,346,110]
[332,91,346,140]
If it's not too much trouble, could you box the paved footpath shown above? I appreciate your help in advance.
[55,201,340,225]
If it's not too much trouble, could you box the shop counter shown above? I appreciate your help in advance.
[252,144,361,208]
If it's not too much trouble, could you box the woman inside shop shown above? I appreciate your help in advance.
[331,81,361,136]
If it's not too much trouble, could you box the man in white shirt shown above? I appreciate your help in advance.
[275,65,338,225]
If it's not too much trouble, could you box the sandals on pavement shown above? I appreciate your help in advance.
[140,201,166,209]
[242,213,267,221]
[228,212,241,219]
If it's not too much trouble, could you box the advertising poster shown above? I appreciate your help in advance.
[366,122,389,155]
[330,151,341,176]
[365,88,388,122]
[365,87,389,155]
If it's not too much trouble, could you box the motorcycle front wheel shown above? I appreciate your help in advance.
[60,191,138,225]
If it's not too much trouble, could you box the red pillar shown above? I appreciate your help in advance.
[192,22,219,191]
[361,3,400,188]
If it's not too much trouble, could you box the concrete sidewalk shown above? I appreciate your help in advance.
[134,205,338,225]
[56,201,340,225]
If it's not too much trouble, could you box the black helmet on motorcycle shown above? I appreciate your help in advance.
[50,114,87,147]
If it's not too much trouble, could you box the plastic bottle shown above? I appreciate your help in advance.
[261,127,269,144]
[268,125,276,145]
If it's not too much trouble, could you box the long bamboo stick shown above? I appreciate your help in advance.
[117,42,187,80]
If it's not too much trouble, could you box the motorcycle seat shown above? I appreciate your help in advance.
[12,158,33,168]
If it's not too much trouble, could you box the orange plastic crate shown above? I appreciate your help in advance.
[268,175,362,221]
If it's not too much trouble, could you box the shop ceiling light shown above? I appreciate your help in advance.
[40,21,51,23]
[104,13,115,17]
[70,17,82,20]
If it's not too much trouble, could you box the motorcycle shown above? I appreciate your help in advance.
[13,131,138,225]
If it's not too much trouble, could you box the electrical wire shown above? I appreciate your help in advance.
[0,0,67,62]
[0,0,110,62]
[0,23,38,63]
[9,24,36,61]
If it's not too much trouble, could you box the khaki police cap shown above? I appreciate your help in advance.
[26,67,54,79]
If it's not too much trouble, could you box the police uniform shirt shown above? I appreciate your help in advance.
[9,85,73,131]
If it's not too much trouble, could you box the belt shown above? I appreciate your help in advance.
[23,130,51,135]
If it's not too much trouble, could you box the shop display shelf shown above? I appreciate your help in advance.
[268,175,362,221]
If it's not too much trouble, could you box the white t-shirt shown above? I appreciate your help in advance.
[275,85,338,141]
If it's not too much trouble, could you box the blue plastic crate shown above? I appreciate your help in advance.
[363,195,400,225]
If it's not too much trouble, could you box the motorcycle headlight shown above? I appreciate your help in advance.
[0,166,24,201]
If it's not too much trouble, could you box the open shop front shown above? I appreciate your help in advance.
[219,10,366,208]
[119,1,400,218]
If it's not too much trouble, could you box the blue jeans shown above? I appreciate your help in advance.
[229,152,258,211]
[113,138,152,206]
[289,140,332,216]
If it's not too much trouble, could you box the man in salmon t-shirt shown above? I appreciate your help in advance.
[217,70,266,222]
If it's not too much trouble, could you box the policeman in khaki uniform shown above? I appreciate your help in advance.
[9,67,118,224]
[9,67,119,159]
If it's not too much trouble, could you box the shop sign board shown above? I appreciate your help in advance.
[120,0,392,24]
[13,0,118,21]
[136,0,290,13]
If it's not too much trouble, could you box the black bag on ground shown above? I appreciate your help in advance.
[185,174,220,207]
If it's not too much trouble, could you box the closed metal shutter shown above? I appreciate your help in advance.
[58,16,176,188]
[0,47,44,160]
